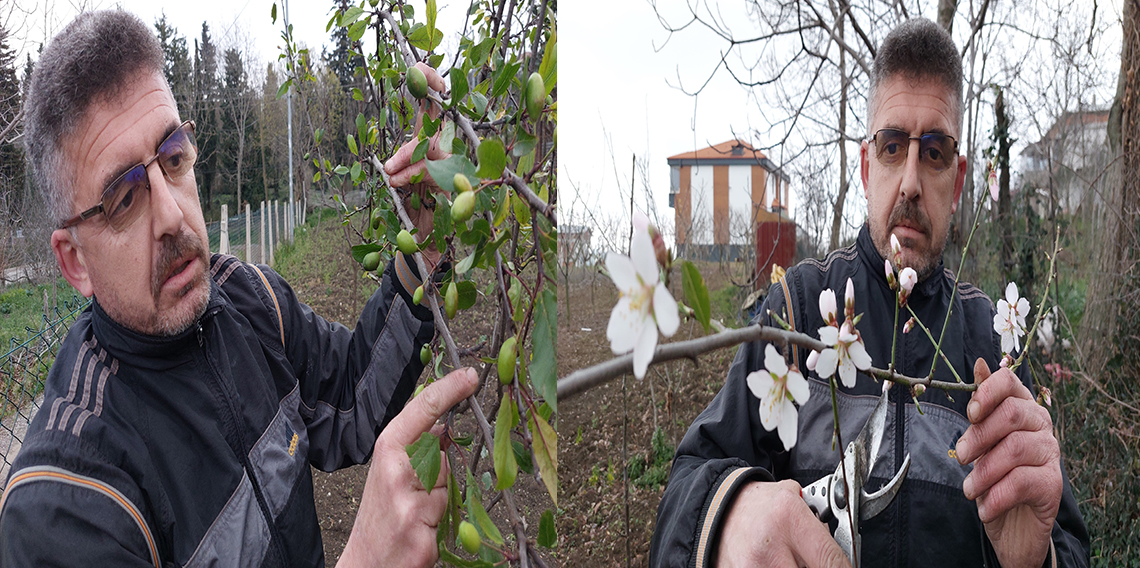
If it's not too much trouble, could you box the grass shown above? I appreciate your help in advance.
[0,279,85,348]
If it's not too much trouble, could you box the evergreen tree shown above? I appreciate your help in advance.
[155,15,193,114]
[193,23,221,216]
[323,0,356,88]
[0,24,26,224]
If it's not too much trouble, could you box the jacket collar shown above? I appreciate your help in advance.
[856,223,947,300]
[90,279,227,359]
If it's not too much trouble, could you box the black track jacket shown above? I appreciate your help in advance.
[0,253,434,567]
[650,225,1089,568]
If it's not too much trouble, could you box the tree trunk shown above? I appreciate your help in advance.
[829,3,849,251]
[937,0,957,33]
[995,88,1013,283]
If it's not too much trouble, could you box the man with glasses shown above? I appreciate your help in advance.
[650,18,1089,568]
[1,10,468,568]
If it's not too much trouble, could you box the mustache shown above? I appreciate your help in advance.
[152,230,208,301]
[887,199,931,236]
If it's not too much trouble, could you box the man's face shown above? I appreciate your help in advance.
[51,71,210,336]
[861,75,967,279]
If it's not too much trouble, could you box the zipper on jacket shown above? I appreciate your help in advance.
[197,320,289,566]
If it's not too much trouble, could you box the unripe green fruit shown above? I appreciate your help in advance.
[458,520,481,554]
[420,344,432,365]
[451,191,475,224]
[396,230,418,255]
[498,336,517,385]
[445,283,458,319]
[371,209,384,230]
[525,72,545,121]
[362,251,381,272]
[453,173,473,193]
[410,192,421,210]
[407,66,429,100]
[413,285,424,305]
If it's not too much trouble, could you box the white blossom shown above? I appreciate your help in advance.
[746,344,810,450]
[993,282,1030,355]
[810,279,873,388]
[606,227,679,379]
[898,267,917,307]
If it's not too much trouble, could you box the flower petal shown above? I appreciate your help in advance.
[630,228,658,285]
[746,369,775,402]
[776,399,798,449]
[815,348,838,378]
[605,252,640,292]
[838,355,857,388]
[1000,331,1014,355]
[785,369,810,404]
[758,395,779,432]
[848,340,873,370]
[818,326,839,346]
[653,283,680,337]
[1005,282,1019,305]
[631,318,658,379]
[806,349,820,371]
[608,297,643,354]
[764,344,788,377]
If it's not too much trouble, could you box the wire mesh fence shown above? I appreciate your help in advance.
[0,295,91,485]
[0,200,304,488]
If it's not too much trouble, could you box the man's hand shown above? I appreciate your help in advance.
[716,480,851,568]
[384,62,450,269]
[956,358,1060,568]
[337,368,479,568]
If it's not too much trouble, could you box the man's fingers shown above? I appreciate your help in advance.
[962,429,1055,501]
[774,480,851,568]
[386,137,446,188]
[974,465,1059,525]
[956,395,1052,465]
[385,368,479,447]
[967,365,1030,425]
[973,357,991,384]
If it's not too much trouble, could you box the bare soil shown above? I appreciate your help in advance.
[556,269,737,567]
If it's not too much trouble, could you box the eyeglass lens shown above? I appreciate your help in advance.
[101,121,198,231]
[872,129,957,171]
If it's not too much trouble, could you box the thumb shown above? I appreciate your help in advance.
[973,357,991,385]
[385,367,479,447]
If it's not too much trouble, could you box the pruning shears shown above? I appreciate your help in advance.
[801,387,911,567]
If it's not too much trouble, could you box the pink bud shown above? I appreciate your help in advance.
[912,383,926,397]
[890,233,902,266]
[898,267,917,307]
[807,349,820,371]
[885,260,897,290]
[844,278,855,320]
[903,317,915,334]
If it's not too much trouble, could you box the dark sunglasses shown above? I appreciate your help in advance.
[868,128,959,172]
[61,120,198,231]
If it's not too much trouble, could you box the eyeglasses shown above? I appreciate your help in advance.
[868,128,959,172]
[61,120,198,231]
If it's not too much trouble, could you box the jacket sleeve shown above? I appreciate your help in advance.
[258,253,435,472]
[0,466,159,567]
[649,284,794,568]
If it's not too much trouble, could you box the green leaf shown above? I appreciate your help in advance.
[426,0,438,49]
[440,121,456,159]
[475,139,506,179]
[456,280,477,310]
[423,114,440,137]
[527,411,558,506]
[347,134,358,156]
[512,439,533,474]
[425,155,479,192]
[493,393,518,491]
[538,30,557,95]
[405,432,441,494]
[411,138,430,165]
[681,261,711,333]
[333,165,350,175]
[490,61,520,99]
[465,474,504,545]
[348,19,368,42]
[270,3,277,24]
[352,87,363,101]
[350,162,362,182]
[538,509,556,548]
[350,243,384,264]
[339,6,364,26]
[512,130,536,158]
[276,77,292,100]
[492,186,510,227]
[313,127,323,146]
[531,288,557,412]
[432,195,452,252]
[451,68,469,104]
[511,190,531,227]
[455,250,476,275]
[438,547,495,568]
[470,92,488,116]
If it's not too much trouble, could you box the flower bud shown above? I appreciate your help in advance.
[903,317,915,334]
[885,259,897,290]
[898,267,917,307]
[912,383,926,397]
[807,349,820,371]
[890,233,903,266]
[844,278,855,320]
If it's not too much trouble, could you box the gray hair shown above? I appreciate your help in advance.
[867,18,964,137]
[23,10,167,228]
